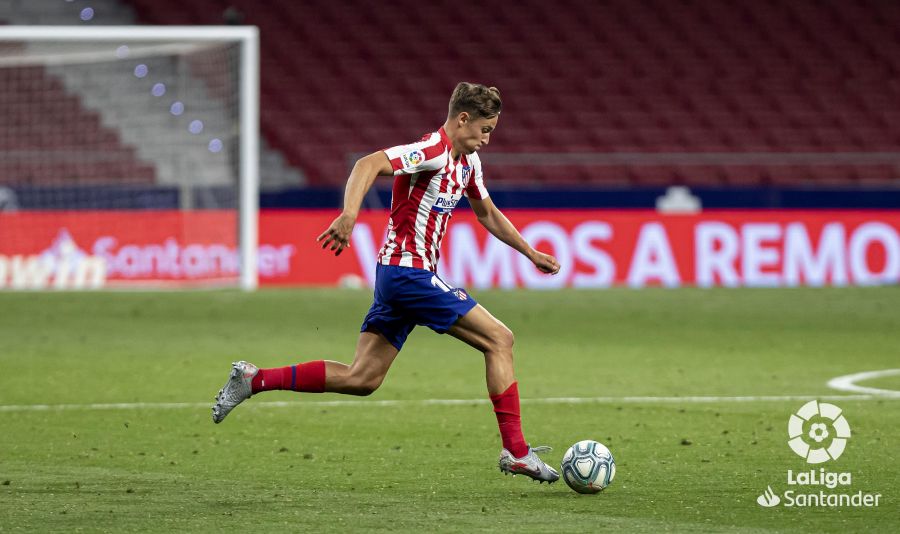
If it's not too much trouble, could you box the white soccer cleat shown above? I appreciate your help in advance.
[212,361,258,424]
[498,446,560,483]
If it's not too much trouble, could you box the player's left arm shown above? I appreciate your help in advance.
[469,196,560,275]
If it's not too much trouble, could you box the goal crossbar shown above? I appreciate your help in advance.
[0,26,260,291]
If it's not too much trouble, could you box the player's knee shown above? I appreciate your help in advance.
[349,374,383,396]
[501,324,515,350]
[489,324,515,353]
[356,380,380,396]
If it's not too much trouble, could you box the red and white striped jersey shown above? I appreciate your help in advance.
[378,127,489,272]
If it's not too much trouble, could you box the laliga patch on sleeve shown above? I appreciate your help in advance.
[401,149,425,168]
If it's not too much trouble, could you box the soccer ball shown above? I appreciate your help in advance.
[560,440,616,494]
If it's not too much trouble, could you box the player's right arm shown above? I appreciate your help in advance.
[317,151,393,256]
[318,133,445,256]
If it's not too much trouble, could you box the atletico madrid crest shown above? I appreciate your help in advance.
[460,165,471,184]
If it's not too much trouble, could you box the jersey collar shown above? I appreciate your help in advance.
[438,126,452,148]
[438,126,465,162]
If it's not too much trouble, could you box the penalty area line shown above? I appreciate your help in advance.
[0,393,897,413]
[826,369,900,397]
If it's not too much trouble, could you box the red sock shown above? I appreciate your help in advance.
[490,382,529,458]
[251,360,326,394]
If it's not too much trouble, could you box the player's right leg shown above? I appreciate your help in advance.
[448,304,559,483]
[211,330,399,423]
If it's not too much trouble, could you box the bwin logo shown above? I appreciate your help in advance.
[757,486,781,507]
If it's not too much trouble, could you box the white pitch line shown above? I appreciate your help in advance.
[0,393,897,413]
[827,369,900,397]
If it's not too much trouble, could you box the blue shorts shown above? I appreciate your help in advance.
[360,264,478,351]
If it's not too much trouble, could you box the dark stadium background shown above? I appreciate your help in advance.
[3,0,900,210]
[1,0,899,290]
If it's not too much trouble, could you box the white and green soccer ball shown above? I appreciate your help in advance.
[561,440,616,494]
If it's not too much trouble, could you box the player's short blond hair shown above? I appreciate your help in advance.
[448,82,502,119]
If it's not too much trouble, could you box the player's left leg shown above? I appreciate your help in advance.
[447,305,559,483]
[211,331,400,423]
[323,330,400,395]
[213,264,413,424]
[247,330,400,396]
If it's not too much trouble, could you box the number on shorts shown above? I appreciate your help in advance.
[431,275,452,293]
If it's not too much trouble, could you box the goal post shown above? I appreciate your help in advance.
[0,26,260,291]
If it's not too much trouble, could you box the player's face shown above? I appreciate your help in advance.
[456,113,498,155]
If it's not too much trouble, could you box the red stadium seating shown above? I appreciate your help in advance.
[0,66,155,185]
[122,0,900,187]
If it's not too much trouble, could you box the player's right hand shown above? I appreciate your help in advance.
[317,212,356,256]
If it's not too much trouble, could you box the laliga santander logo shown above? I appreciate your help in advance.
[788,400,851,464]
[754,401,880,509]
[403,149,424,167]
[756,485,781,507]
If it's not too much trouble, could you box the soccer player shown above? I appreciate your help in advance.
[213,82,561,483]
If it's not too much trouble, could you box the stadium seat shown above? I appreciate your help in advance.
[0,63,155,185]
[113,0,900,188]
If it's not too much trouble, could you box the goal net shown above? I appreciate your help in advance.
[0,26,259,290]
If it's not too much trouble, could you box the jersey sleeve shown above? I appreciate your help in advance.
[464,153,489,199]
[382,132,446,176]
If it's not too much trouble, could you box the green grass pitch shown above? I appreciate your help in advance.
[1,287,898,532]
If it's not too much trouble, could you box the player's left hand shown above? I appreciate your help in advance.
[317,212,356,256]
[531,251,560,275]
